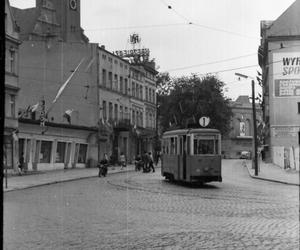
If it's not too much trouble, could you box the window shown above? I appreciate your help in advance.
[120,76,123,93]
[193,137,216,155]
[102,69,106,86]
[145,87,148,101]
[8,48,16,73]
[78,144,87,163]
[114,104,118,120]
[109,102,113,120]
[132,82,135,97]
[120,106,123,120]
[125,78,128,95]
[140,85,142,100]
[114,74,118,90]
[108,57,112,63]
[9,95,15,118]
[40,140,52,163]
[298,102,300,114]
[102,101,107,119]
[125,107,128,119]
[102,54,106,60]
[132,110,135,124]
[56,142,66,163]
[120,62,123,68]
[108,72,112,89]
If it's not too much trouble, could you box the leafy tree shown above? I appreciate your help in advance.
[157,74,232,135]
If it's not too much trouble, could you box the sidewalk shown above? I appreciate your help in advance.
[3,165,136,192]
[244,160,299,186]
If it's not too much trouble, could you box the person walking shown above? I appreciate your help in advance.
[148,152,155,172]
[142,151,149,172]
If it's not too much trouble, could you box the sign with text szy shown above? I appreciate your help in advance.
[273,52,300,97]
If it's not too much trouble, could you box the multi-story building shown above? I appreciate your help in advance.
[4,0,21,172]
[12,0,99,171]
[98,46,158,163]
[222,96,262,159]
[258,0,300,170]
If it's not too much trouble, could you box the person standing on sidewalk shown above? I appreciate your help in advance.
[18,153,24,176]
[149,152,155,172]
[120,152,126,169]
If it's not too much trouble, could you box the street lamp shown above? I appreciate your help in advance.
[235,73,259,176]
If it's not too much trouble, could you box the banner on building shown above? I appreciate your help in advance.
[273,52,300,97]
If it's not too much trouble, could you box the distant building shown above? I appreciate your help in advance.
[4,0,21,172]
[258,0,300,170]
[222,96,262,159]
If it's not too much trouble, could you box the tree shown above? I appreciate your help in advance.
[157,74,233,135]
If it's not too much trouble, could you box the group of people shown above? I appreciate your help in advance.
[98,151,159,177]
[135,151,156,173]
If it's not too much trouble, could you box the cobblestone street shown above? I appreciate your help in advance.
[4,160,299,249]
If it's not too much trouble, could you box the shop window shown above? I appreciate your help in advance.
[298,102,300,114]
[56,142,66,163]
[40,140,52,163]
[78,144,87,163]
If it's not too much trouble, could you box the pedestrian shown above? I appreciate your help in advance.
[142,151,149,172]
[120,152,126,169]
[18,153,24,176]
[135,154,142,171]
[149,152,155,172]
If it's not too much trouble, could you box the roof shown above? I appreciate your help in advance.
[11,7,38,39]
[163,128,220,137]
[266,0,300,37]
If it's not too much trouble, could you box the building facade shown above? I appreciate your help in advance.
[258,0,300,170]
[4,0,21,172]
[12,0,99,171]
[222,96,262,159]
[98,47,158,164]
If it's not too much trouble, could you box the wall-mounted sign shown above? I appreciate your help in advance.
[273,53,300,97]
[114,48,150,58]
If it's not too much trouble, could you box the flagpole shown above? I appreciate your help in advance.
[46,58,85,116]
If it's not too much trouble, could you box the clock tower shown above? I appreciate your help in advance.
[36,0,88,43]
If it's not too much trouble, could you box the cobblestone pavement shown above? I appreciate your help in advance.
[4,160,299,249]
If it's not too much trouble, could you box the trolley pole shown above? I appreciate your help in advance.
[252,80,258,176]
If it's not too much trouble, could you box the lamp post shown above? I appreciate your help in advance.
[235,73,258,176]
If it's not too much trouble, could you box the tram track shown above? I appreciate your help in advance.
[106,172,289,205]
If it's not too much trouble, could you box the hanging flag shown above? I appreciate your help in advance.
[30,103,39,112]
[46,58,85,116]
[85,57,95,72]
[63,109,73,124]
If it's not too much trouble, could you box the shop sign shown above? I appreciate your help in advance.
[273,52,300,97]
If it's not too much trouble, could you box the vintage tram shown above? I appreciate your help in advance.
[161,128,222,184]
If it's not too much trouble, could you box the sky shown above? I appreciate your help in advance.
[9,0,296,100]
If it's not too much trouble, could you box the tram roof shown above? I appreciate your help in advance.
[163,128,220,136]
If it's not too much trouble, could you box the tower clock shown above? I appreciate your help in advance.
[69,0,77,10]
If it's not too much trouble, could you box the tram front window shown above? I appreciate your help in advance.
[194,139,215,155]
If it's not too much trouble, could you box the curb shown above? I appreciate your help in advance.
[243,162,299,186]
[3,167,136,193]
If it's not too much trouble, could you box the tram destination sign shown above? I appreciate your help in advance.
[199,116,210,127]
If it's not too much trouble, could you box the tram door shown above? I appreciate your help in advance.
[182,135,187,180]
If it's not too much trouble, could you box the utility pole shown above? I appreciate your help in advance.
[252,80,258,176]
[235,73,259,176]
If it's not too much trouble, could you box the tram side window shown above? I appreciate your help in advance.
[194,139,214,154]
[170,137,177,155]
